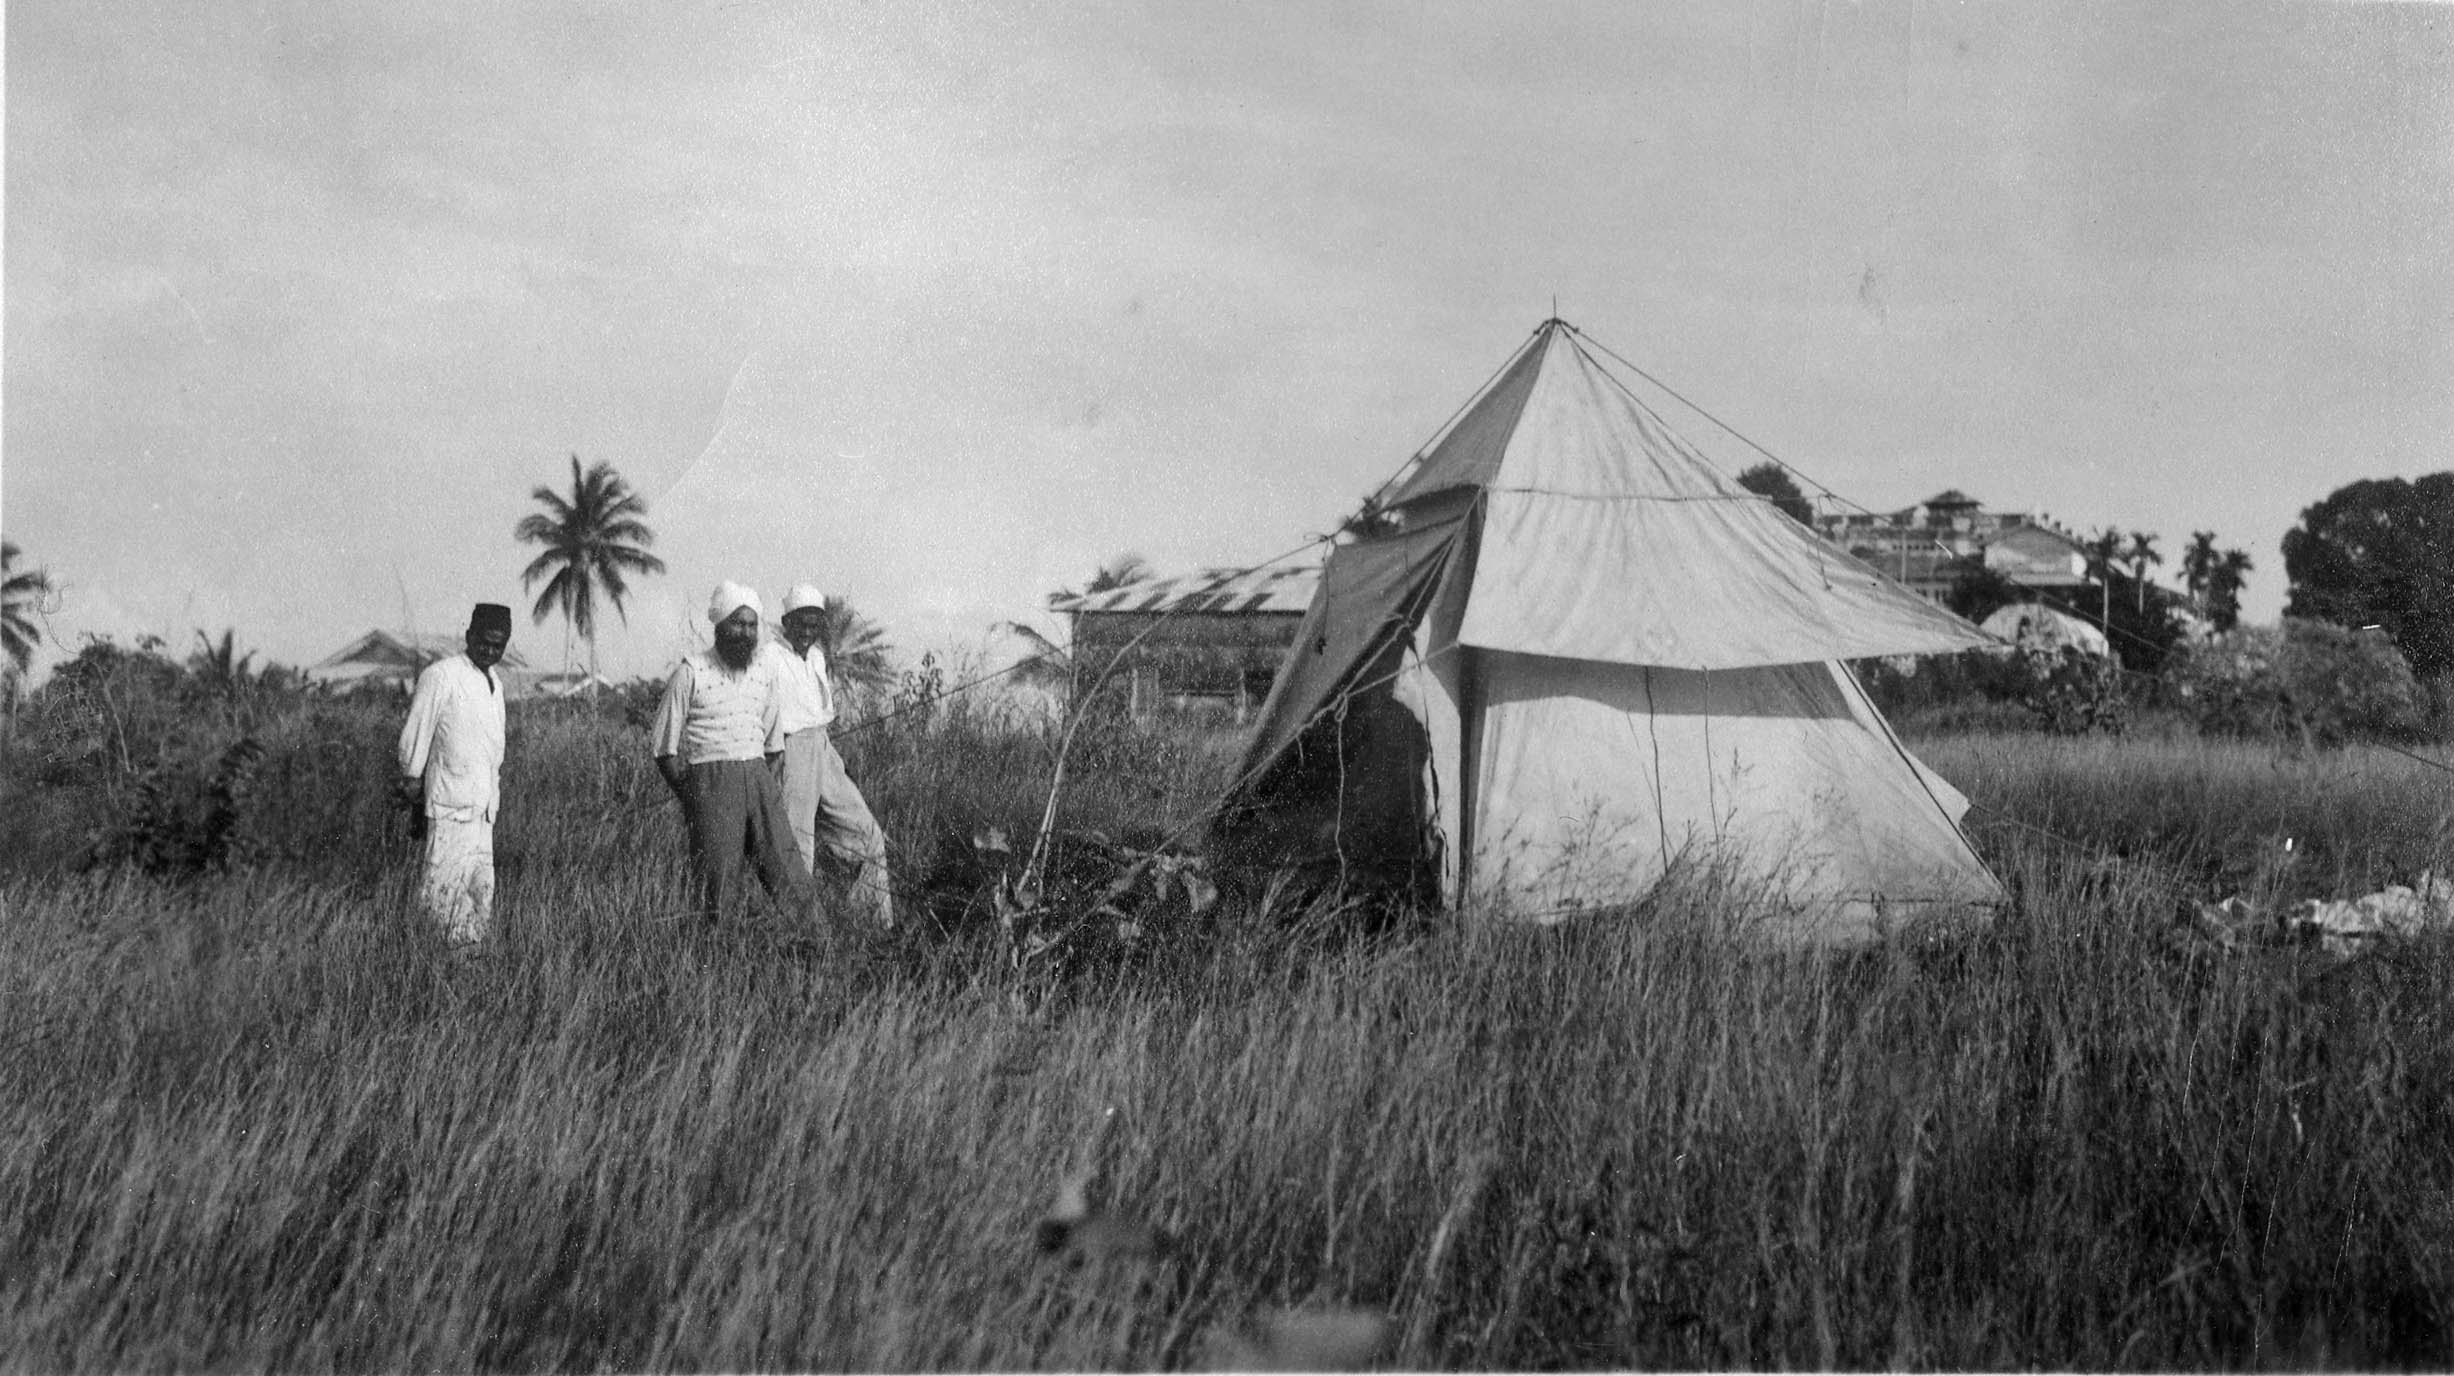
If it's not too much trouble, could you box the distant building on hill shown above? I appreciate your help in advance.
[305,629,595,698]
[1814,489,2094,605]
[1048,564,1320,721]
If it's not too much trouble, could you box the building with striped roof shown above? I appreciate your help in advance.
[304,629,602,698]
[1048,564,1320,721]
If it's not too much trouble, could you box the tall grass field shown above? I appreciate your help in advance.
[5,688,2454,1370]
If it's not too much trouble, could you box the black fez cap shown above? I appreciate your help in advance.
[469,603,513,634]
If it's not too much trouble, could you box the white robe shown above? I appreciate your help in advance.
[399,653,506,943]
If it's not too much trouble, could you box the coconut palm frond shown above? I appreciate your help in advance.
[815,599,897,697]
[514,455,661,685]
[2,540,58,677]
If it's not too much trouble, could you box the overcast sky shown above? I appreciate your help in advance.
[9,1,2451,681]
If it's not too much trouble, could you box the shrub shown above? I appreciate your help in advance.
[2015,645,2127,735]
[1858,648,2130,737]
[86,737,269,876]
[4,637,409,879]
[2168,620,2428,746]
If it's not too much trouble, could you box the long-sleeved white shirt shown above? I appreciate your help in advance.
[763,639,837,736]
[398,653,506,821]
[648,649,784,764]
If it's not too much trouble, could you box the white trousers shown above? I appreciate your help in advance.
[419,812,495,945]
[774,728,895,927]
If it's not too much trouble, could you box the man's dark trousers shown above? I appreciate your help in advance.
[684,757,813,919]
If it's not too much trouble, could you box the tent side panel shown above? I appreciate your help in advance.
[1466,652,2003,941]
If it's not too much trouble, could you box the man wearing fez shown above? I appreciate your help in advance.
[397,602,512,945]
[649,581,814,920]
[768,583,896,927]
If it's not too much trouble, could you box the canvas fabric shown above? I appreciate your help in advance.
[1235,500,1470,788]
[1395,326,1988,669]
[1215,320,2005,943]
[1463,653,1991,941]
[1981,602,2111,659]
[1461,489,1991,668]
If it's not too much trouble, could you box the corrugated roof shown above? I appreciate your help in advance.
[1052,564,1321,616]
[307,628,533,678]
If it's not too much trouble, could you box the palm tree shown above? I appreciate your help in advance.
[2181,530,2221,612]
[809,598,896,703]
[1059,552,1154,602]
[2125,530,2162,615]
[2,540,54,685]
[1010,554,1161,698]
[996,621,1074,694]
[514,455,666,686]
[2208,548,2254,633]
[187,629,257,697]
[1341,493,1399,539]
[2083,528,2126,629]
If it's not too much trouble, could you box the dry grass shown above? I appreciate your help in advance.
[4,700,2454,1369]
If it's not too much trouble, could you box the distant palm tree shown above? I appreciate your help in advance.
[2181,530,2222,612]
[2083,528,2126,629]
[187,628,256,697]
[1011,554,1161,697]
[1060,552,1154,602]
[1340,493,1400,539]
[809,598,896,703]
[997,621,1074,693]
[2,540,54,683]
[2208,548,2254,633]
[2125,530,2162,614]
[514,455,666,687]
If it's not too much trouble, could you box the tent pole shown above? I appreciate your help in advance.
[1456,645,1481,900]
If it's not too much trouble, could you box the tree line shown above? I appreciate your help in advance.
[10,465,2454,709]
[3,456,897,708]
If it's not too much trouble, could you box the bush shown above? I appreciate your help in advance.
[2168,620,2428,746]
[2015,645,2128,736]
[1858,648,2130,737]
[4,637,409,879]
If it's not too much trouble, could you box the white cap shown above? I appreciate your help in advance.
[707,580,762,624]
[782,583,828,615]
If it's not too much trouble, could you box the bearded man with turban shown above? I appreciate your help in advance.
[397,602,513,945]
[648,581,815,921]
[764,583,896,927]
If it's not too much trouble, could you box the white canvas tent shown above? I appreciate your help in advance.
[1980,602,2112,660]
[1212,320,2005,944]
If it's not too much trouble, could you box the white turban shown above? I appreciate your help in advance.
[782,583,828,615]
[708,580,762,624]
